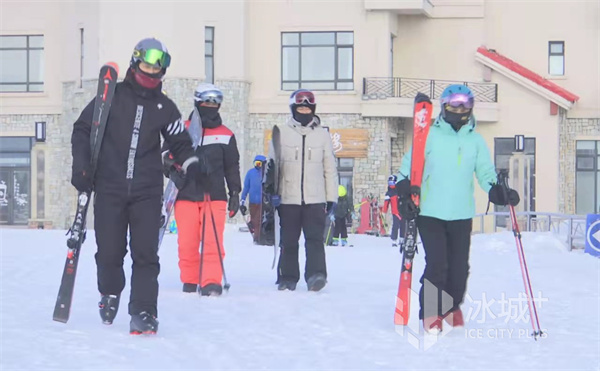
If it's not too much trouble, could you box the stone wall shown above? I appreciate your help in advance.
[559,113,600,214]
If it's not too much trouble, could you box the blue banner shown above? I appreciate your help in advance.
[585,214,600,258]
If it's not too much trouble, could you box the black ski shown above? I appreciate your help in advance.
[53,62,119,323]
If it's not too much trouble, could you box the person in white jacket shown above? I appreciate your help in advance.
[266,89,338,292]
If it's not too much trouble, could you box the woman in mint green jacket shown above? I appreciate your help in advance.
[396,84,520,334]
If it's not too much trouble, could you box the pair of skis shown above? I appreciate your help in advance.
[53,62,119,323]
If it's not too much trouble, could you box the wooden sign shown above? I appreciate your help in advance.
[263,128,368,158]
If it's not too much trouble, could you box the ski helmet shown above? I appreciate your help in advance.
[130,37,171,72]
[289,89,316,126]
[338,185,347,197]
[194,83,224,105]
[440,84,475,127]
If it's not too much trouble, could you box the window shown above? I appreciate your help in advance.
[281,31,354,91]
[494,137,536,227]
[576,141,600,214]
[548,41,564,76]
[0,35,44,92]
[205,27,214,84]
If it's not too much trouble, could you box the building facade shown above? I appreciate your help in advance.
[0,0,598,228]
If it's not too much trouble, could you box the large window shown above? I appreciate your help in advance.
[205,27,214,84]
[281,31,354,91]
[576,140,600,214]
[0,35,44,92]
[548,41,564,76]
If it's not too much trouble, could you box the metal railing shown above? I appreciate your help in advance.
[474,211,587,251]
[362,77,498,102]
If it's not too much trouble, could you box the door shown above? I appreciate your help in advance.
[0,167,30,225]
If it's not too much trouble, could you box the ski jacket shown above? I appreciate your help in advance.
[269,116,338,205]
[163,120,241,202]
[383,187,400,217]
[398,116,497,221]
[241,155,266,205]
[334,195,353,219]
[71,72,196,197]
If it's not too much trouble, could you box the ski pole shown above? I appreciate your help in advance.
[205,193,231,291]
[498,171,543,339]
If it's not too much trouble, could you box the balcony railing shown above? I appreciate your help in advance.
[362,77,498,103]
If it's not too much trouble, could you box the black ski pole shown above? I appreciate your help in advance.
[205,193,231,292]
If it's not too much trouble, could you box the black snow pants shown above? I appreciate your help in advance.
[94,192,162,317]
[277,203,327,284]
[417,216,472,320]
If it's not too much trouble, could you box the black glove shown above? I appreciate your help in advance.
[228,192,240,218]
[240,201,248,215]
[184,161,208,188]
[162,151,177,178]
[71,167,92,193]
[326,201,336,215]
[396,178,420,221]
[489,184,520,206]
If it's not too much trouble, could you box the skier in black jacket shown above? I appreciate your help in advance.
[71,38,202,335]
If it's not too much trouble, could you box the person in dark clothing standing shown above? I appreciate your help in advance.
[396,84,520,334]
[71,38,202,335]
[383,175,404,248]
[332,185,353,247]
[267,89,338,292]
[240,154,266,244]
[163,83,241,297]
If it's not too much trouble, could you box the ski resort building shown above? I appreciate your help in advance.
[0,1,598,229]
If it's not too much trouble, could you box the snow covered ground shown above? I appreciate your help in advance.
[1,226,598,370]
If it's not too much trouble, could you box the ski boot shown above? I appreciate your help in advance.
[443,309,464,327]
[98,294,120,325]
[332,238,339,246]
[341,238,348,247]
[277,280,297,291]
[200,283,223,297]
[307,273,327,292]
[130,311,159,335]
[423,316,443,335]
[182,283,198,293]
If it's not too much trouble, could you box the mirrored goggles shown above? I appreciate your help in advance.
[292,91,316,105]
[442,93,474,109]
[388,180,396,186]
[134,48,171,68]
[254,160,263,167]
[194,89,224,104]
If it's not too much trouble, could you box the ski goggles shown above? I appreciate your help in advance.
[254,160,263,168]
[291,90,316,105]
[388,180,396,186]
[441,93,474,109]
[133,48,171,69]
[194,89,224,104]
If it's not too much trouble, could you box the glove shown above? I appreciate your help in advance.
[162,151,176,178]
[329,214,335,222]
[271,194,281,208]
[326,201,336,215]
[71,167,92,193]
[228,192,240,218]
[240,200,247,215]
[396,179,420,220]
[184,160,208,188]
[489,184,520,206]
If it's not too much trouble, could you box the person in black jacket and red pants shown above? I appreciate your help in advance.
[71,38,204,335]
[163,83,241,297]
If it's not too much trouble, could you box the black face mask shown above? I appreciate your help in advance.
[443,108,471,132]
[293,112,314,126]
[196,105,222,128]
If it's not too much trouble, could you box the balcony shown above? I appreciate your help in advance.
[361,77,499,121]
[364,0,433,16]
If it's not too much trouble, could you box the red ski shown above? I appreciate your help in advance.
[394,93,433,326]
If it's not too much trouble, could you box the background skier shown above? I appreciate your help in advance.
[240,154,266,244]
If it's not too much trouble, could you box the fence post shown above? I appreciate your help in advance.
[527,213,531,231]
[430,79,434,98]
[362,77,366,95]
[480,214,484,234]
[568,218,573,251]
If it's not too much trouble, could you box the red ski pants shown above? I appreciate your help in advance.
[174,200,226,287]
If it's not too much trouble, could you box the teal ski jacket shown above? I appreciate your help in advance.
[398,116,497,221]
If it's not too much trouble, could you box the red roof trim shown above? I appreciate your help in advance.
[477,46,579,103]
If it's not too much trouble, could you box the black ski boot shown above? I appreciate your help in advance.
[130,311,159,335]
[277,280,297,291]
[98,294,120,325]
[307,273,327,292]
[200,283,223,297]
[183,283,198,293]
